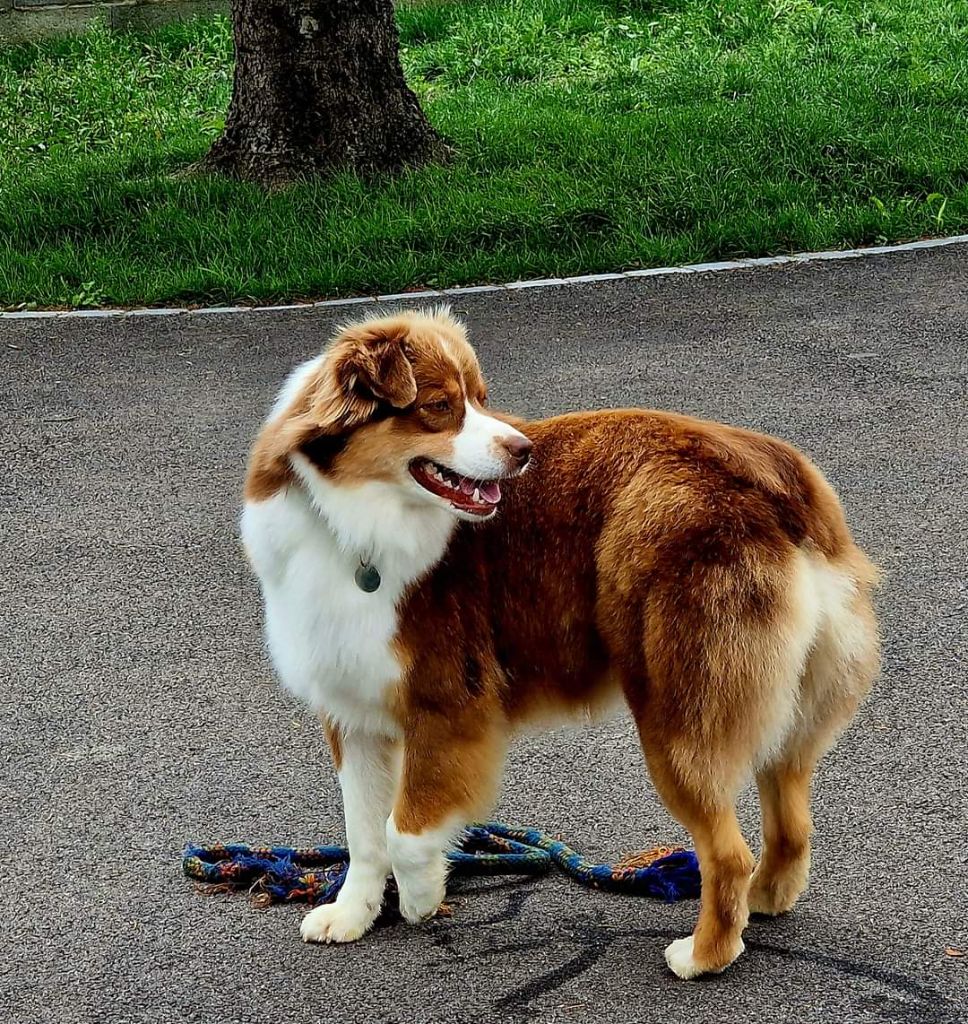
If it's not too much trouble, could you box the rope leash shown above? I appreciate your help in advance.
[183,822,701,908]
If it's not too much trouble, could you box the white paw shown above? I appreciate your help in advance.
[300,900,377,944]
[664,935,745,979]
[386,815,452,924]
[396,875,446,924]
[665,936,702,979]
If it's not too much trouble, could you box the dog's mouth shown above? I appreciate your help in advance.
[408,458,503,518]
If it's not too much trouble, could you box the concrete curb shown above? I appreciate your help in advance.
[4,233,967,321]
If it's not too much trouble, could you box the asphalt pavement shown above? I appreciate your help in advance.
[2,245,966,1024]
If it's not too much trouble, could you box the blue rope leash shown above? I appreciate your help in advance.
[183,822,701,907]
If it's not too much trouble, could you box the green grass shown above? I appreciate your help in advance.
[2,0,968,308]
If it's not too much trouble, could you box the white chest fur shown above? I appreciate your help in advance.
[241,470,454,736]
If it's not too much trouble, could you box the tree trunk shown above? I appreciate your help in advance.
[201,0,447,186]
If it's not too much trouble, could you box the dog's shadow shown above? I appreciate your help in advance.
[382,876,960,1022]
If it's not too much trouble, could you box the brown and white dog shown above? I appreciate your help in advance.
[241,307,879,979]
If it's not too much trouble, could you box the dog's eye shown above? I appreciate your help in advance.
[425,400,450,413]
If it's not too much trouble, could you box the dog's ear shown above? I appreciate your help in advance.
[310,321,418,430]
[243,320,418,500]
[338,324,418,410]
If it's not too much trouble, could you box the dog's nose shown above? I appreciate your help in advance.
[503,435,532,468]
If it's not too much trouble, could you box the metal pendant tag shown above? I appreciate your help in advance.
[354,561,381,593]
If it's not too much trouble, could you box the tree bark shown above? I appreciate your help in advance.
[201,0,447,186]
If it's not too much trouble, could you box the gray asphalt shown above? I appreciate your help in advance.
[2,247,967,1024]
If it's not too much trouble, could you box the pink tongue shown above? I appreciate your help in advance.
[480,480,501,504]
[454,475,500,505]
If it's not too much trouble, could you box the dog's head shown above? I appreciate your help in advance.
[247,307,531,521]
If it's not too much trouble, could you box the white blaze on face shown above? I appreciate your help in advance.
[449,402,529,479]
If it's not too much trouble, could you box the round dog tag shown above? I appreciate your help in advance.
[354,561,381,593]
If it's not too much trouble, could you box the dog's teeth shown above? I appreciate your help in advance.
[473,487,481,502]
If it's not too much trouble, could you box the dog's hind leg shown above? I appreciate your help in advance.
[638,741,755,980]
[626,547,829,978]
[749,757,814,916]
[750,559,879,916]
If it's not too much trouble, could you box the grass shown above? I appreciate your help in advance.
[1,0,967,308]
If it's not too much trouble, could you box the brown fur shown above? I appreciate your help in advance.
[247,310,880,974]
[322,717,344,773]
[245,309,485,501]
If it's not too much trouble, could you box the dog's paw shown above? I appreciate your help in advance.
[664,935,745,980]
[386,816,451,925]
[748,862,808,916]
[300,901,377,944]
[397,877,446,924]
[665,936,703,980]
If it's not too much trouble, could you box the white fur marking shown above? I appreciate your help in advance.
[450,403,529,481]
[269,355,323,420]
[300,899,376,944]
[242,471,454,733]
[665,936,701,979]
[301,734,399,944]
[750,550,824,768]
[750,552,872,770]
[664,936,745,980]
[386,814,462,923]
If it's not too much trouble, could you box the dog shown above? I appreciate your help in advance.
[240,306,879,979]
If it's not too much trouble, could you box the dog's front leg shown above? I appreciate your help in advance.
[387,716,505,924]
[301,724,399,944]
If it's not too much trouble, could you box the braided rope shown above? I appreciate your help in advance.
[183,822,700,907]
